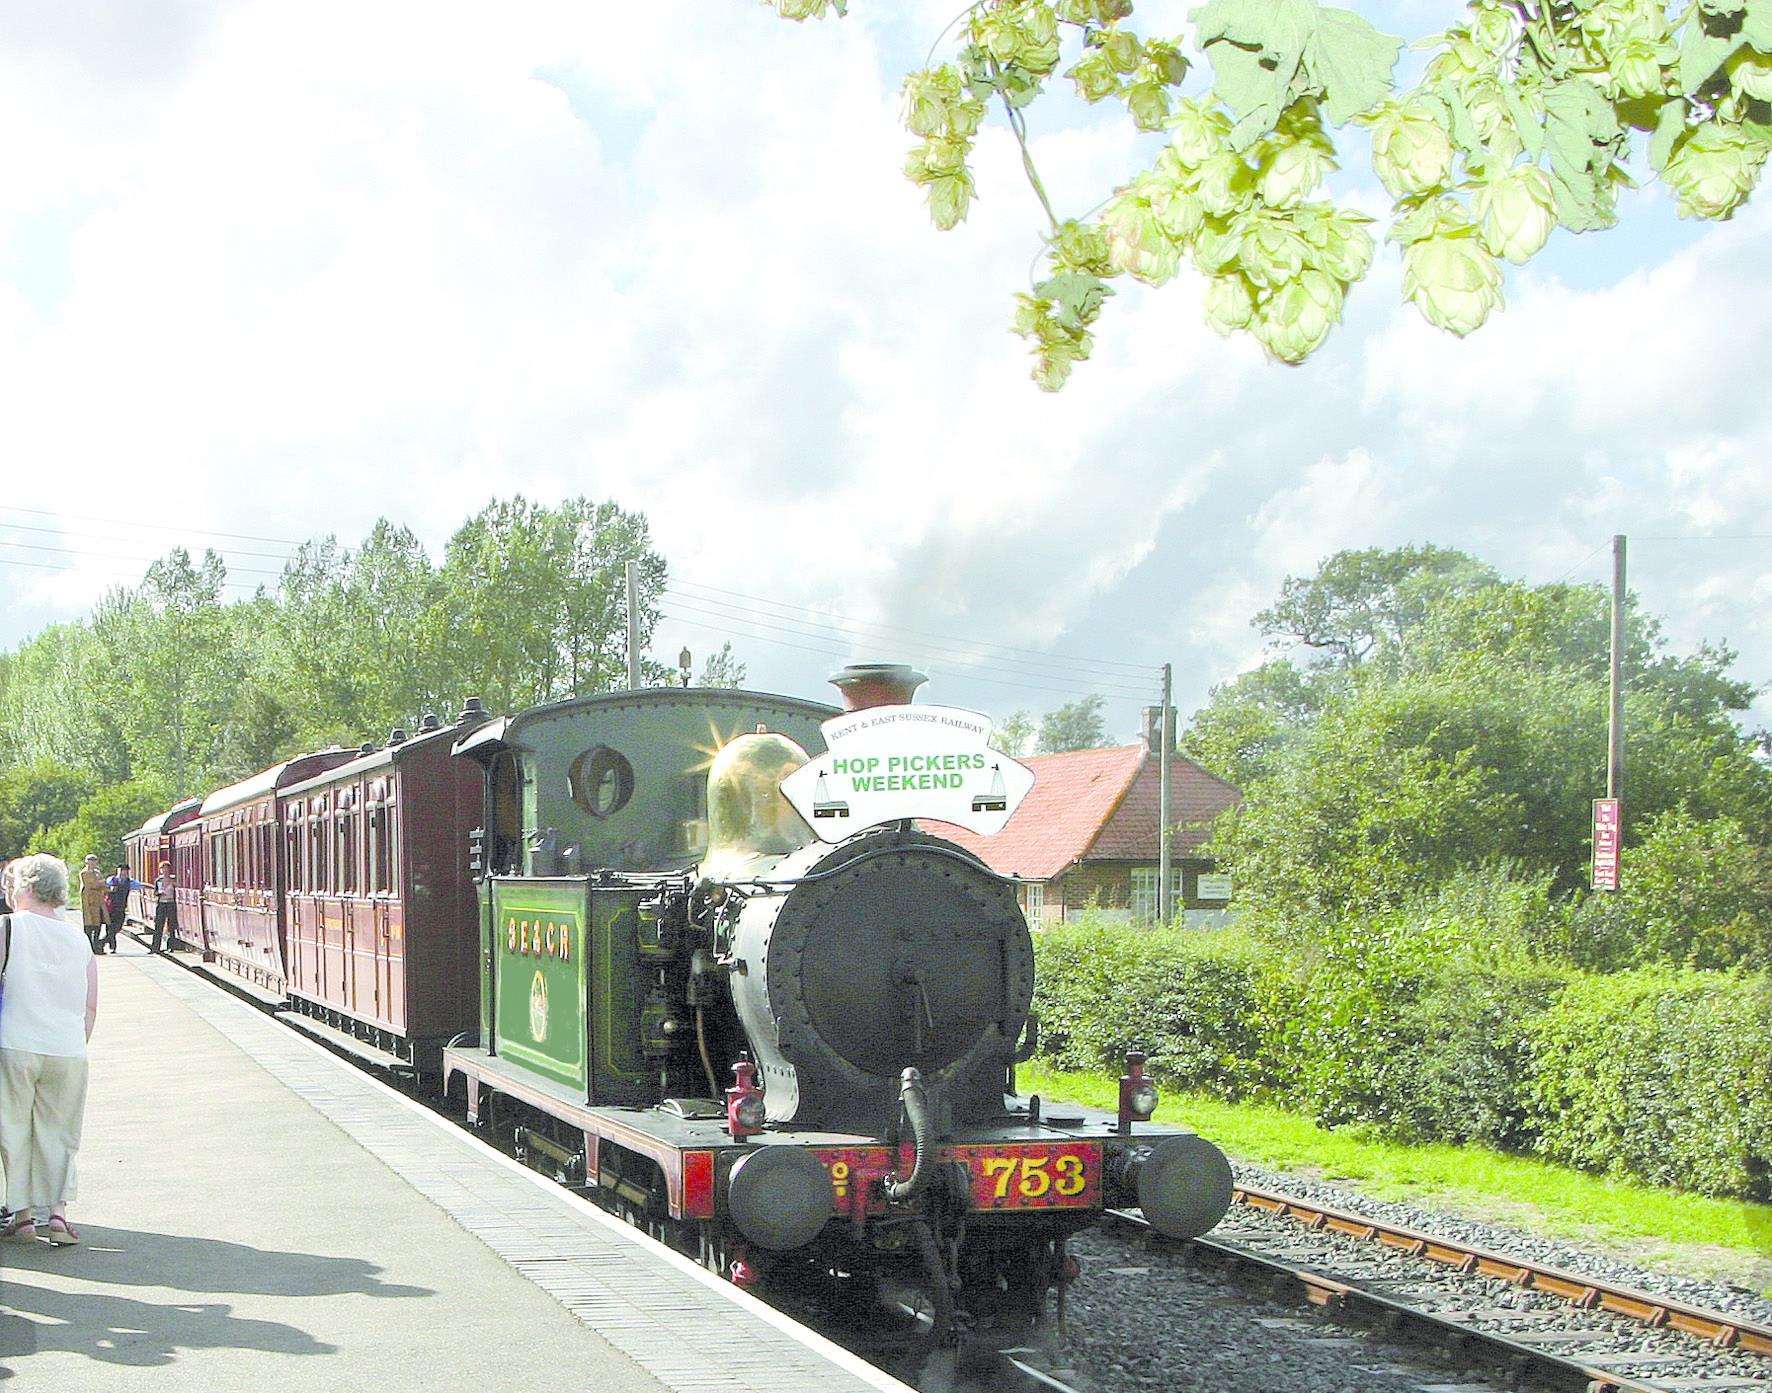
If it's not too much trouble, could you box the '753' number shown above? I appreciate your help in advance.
[979,1153,1088,1202]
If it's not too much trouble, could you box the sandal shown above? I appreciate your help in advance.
[1,1213,38,1243]
[42,1216,79,1246]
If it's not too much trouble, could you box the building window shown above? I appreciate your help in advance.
[1130,867,1184,923]
[1023,882,1044,925]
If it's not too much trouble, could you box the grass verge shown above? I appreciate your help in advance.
[1018,1062,1772,1267]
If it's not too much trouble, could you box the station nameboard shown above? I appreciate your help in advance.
[1591,798,1621,892]
[780,704,1034,841]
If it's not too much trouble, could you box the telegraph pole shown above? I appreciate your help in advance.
[625,559,642,691]
[1607,535,1626,805]
[1158,661,1173,923]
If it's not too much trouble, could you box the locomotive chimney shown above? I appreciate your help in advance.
[829,663,928,711]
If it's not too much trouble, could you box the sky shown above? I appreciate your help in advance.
[1,0,1769,742]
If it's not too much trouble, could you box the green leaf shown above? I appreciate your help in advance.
[1543,79,1621,231]
[1648,98,1686,172]
[1743,0,1772,48]
[1678,18,1741,94]
[1192,0,1314,147]
[1305,8,1402,125]
[1501,82,1544,157]
[1035,270,1113,327]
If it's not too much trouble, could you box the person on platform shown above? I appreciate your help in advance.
[101,864,139,955]
[78,856,106,953]
[0,854,98,1246]
[150,862,177,955]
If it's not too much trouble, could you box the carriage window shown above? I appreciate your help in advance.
[569,746,635,819]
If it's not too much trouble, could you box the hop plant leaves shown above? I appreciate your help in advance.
[772,0,1769,388]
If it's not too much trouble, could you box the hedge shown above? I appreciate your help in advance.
[1523,970,1772,1199]
[1031,919,1772,1199]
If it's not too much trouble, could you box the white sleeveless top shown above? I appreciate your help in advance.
[0,911,90,1057]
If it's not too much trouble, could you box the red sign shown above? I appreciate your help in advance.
[1592,798,1621,891]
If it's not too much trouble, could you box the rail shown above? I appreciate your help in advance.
[1103,1185,1770,1393]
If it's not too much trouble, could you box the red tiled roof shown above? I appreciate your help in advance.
[932,744,1241,880]
[1090,751,1242,860]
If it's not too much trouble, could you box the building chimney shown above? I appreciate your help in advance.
[829,663,928,712]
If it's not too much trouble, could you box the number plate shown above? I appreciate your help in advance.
[962,1142,1101,1210]
[813,1141,1103,1214]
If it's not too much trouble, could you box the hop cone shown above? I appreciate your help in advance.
[1474,165,1556,264]
[1664,123,1768,220]
[1255,270,1343,363]
[1369,101,1454,198]
[1403,233,1504,335]
[1168,98,1230,168]
[1258,140,1336,209]
[1202,275,1255,335]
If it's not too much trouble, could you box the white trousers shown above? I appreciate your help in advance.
[0,1047,89,1212]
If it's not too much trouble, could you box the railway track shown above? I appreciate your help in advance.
[1099,1187,1769,1393]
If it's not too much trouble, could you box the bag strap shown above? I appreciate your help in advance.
[1,913,10,981]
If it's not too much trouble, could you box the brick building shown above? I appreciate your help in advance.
[940,722,1243,927]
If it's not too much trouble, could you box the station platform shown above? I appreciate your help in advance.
[0,939,910,1393]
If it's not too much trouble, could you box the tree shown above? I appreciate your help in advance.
[438,496,666,712]
[1205,555,1772,917]
[993,709,1036,755]
[41,776,172,871]
[1256,544,1499,666]
[695,642,748,688]
[1038,694,1110,751]
[122,548,232,799]
[771,0,1772,387]
[0,760,97,858]
[1182,659,1332,785]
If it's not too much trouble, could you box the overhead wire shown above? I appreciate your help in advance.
[662,597,1158,698]
[0,537,286,580]
[661,607,1160,703]
[0,504,304,547]
[663,593,1158,699]
[0,516,297,564]
[0,554,265,592]
[669,577,1157,677]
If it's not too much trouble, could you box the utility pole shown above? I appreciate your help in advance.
[625,559,642,691]
[1158,661,1173,923]
[1607,534,1626,805]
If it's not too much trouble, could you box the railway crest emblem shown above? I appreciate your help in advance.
[529,969,549,1043]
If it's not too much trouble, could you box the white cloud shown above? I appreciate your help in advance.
[0,0,1768,742]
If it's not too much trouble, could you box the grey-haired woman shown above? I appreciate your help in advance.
[0,854,98,1245]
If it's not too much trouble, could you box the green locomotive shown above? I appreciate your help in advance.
[444,664,1232,1352]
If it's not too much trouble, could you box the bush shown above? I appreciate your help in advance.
[1032,918,1280,1096]
[1279,901,1567,1148]
[1524,969,1772,1200]
[1559,810,1772,972]
[1032,891,1772,1198]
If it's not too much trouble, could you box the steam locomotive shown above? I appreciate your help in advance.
[127,663,1233,1354]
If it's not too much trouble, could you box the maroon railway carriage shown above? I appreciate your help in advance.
[124,798,200,927]
[198,749,359,989]
[278,706,488,1075]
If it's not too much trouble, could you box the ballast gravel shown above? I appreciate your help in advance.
[1232,1160,1772,1328]
[1056,1225,1508,1393]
